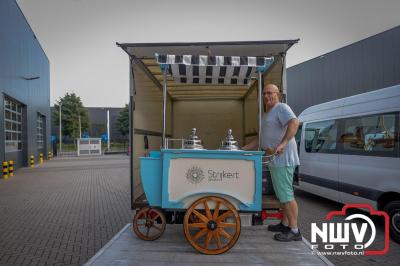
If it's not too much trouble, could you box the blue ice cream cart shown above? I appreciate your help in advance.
[139,143,264,254]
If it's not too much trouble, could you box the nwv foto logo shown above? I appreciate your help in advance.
[310,204,390,256]
[312,214,375,247]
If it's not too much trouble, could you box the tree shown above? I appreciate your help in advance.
[53,93,90,138]
[116,104,129,137]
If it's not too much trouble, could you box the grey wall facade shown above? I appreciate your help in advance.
[287,26,400,115]
[0,0,50,167]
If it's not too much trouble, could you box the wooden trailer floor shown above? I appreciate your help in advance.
[84,223,332,266]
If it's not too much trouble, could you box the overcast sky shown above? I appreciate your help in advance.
[16,0,400,107]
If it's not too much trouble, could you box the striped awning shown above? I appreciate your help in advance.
[156,54,274,85]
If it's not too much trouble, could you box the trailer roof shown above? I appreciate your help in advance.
[117,40,299,58]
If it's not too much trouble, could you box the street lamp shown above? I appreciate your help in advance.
[107,109,110,151]
[59,103,62,154]
[79,115,82,138]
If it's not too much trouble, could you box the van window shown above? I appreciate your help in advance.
[340,113,397,155]
[295,123,302,152]
[305,120,338,153]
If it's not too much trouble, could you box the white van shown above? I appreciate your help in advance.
[296,85,400,243]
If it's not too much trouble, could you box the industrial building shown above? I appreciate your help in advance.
[50,107,126,142]
[86,107,126,141]
[287,26,400,115]
[0,0,50,168]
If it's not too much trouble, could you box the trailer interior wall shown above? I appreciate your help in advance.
[244,88,258,145]
[172,100,243,148]
[132,63,172,201]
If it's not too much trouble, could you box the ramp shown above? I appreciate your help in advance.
[85,224,332,266]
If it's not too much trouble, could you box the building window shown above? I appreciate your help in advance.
[305,120,338,153]
[340,113,397,155]
[37,113,44,149]
[4,98,22,152]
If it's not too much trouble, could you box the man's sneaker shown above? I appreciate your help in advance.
[267,222,290,233]
[274,230,302,242]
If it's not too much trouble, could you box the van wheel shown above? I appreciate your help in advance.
[384,201,400,244]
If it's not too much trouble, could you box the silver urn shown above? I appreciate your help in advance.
[183,128,204,149]
[219,129,240,150]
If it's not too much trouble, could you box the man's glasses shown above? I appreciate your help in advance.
[263,91,278,96]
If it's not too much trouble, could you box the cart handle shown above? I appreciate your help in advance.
[262,154,276,165]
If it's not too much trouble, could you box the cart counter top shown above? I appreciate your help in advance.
[158,149,264,155]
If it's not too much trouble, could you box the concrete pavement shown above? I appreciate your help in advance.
[0,155,132,266]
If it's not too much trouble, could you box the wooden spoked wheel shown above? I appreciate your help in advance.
[133,207,166,241]
[183,196,241,255]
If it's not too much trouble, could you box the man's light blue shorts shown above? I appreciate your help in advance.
[268,166,295,203]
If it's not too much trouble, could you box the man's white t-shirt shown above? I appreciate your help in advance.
[260,103,300,167]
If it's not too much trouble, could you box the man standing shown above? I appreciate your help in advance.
[243,84,301,241]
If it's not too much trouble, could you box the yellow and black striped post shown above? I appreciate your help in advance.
[8,160,13,177]
[39,153,44,164]
[48,152,52,160]
[30,155,35,168]
[3,161,9,179]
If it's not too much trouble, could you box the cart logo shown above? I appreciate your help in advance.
[186,166,205,184]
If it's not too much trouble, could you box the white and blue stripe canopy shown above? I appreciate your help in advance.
[156,54,274,85]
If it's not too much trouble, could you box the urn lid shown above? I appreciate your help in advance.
[183,128,204,149]
[219,129,240,150]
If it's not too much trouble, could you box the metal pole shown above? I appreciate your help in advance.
[242,100,245,147]
[107,109,110,151]
[78,115,82,138]
[129,57,135,210]
[257,71,263,151]
[162,68,167,148]
[281,53,287,103]
[59,103,62,154]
